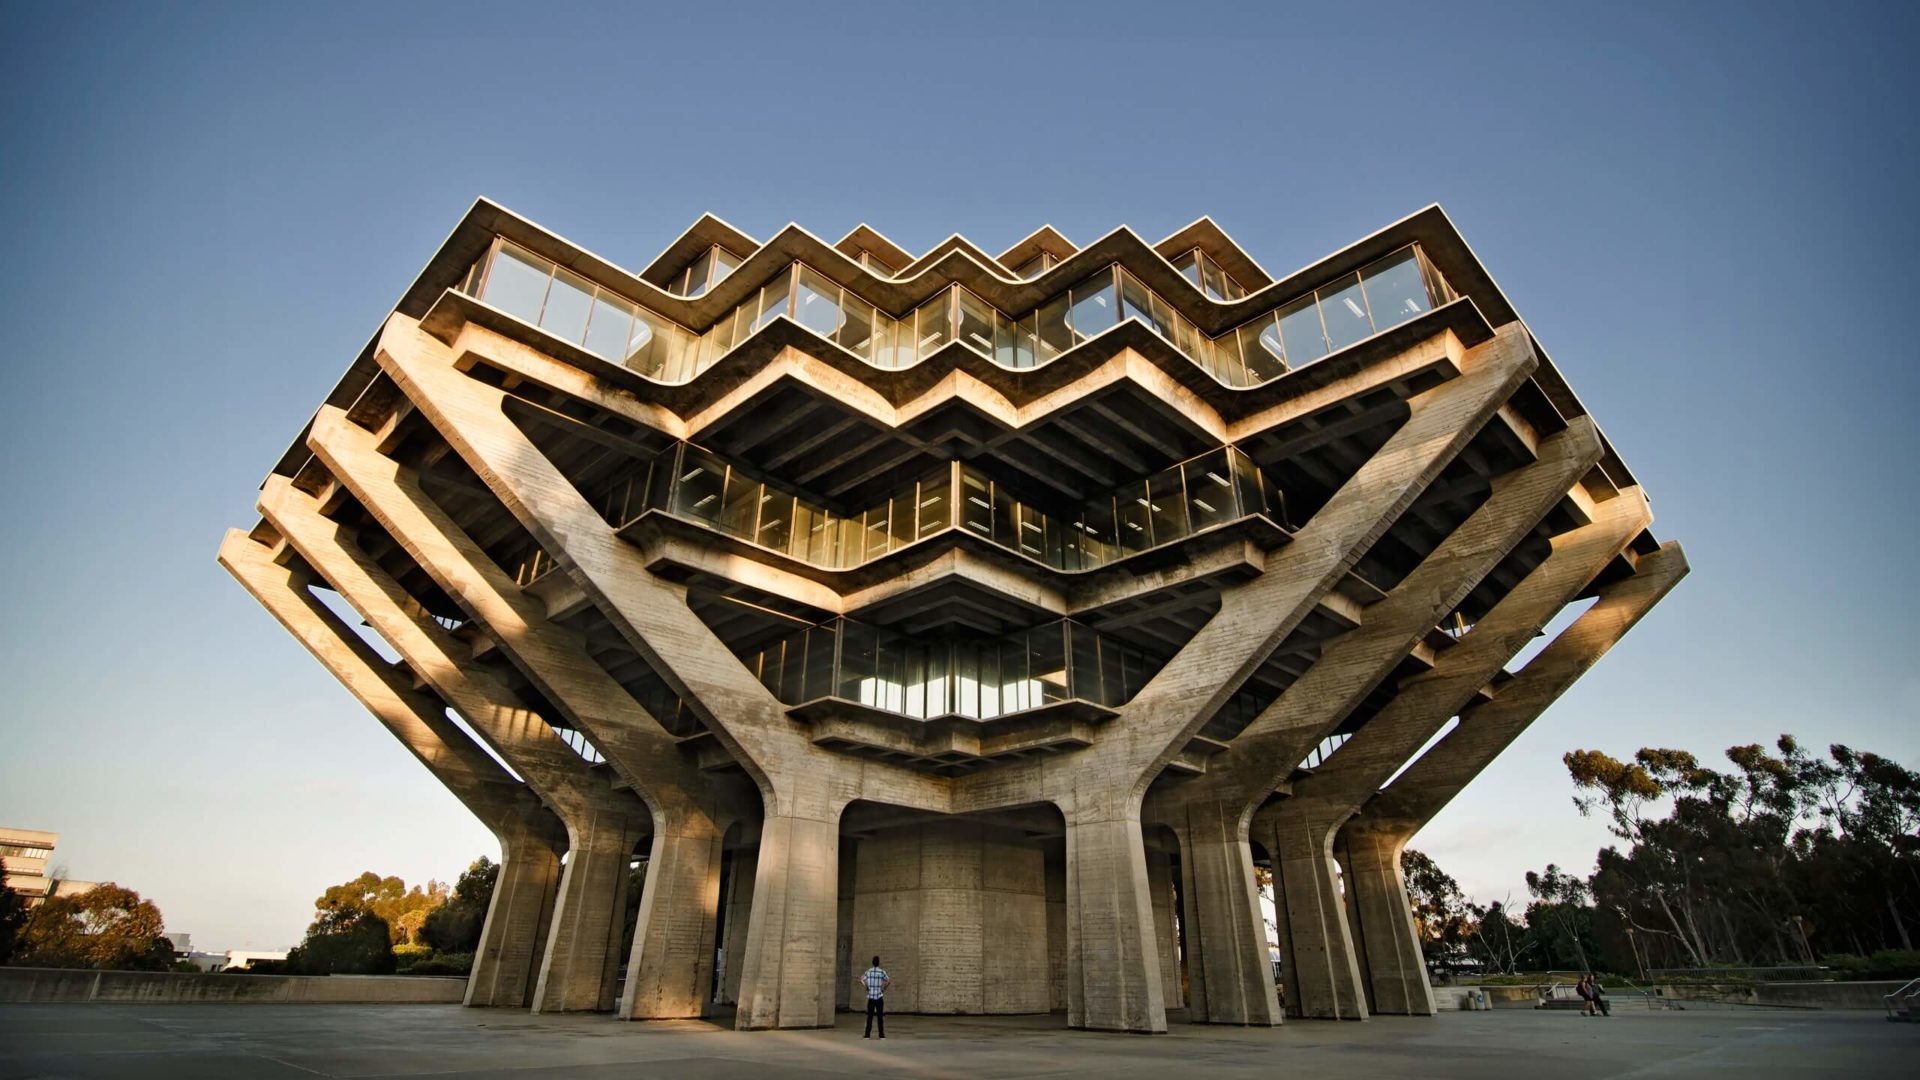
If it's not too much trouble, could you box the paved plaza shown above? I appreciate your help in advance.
[0,1004,1911,1079]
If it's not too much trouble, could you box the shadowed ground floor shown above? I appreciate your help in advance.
[0,1003,1911,1079]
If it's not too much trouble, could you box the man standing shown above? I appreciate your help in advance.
[861,955,891,1039]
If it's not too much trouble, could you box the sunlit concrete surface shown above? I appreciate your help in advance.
[1,1004,1911,1079]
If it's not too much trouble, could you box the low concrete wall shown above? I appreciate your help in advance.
[1656,980,1908,1011]
[1433,985,1540,1011]
[0,967,467,1004]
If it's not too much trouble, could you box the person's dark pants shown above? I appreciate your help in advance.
[865,996,885,1037]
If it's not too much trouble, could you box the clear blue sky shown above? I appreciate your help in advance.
[1,2,1914,950]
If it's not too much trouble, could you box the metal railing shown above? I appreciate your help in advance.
[1883,976,1919,1021]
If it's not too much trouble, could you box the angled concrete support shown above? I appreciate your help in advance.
[306,406,735,1020]
[374,315,942,1028]
[257,476,648,1015]
[1165,798,1278,1025]
[218,529,567,1009]
[1041,325,1539,1030]
[1338,541,1689,1011]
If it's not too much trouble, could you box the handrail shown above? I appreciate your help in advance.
[1885,975,1920,1021]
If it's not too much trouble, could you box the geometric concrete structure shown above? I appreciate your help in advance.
[219,201,1684,1033]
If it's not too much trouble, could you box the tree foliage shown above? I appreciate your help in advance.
[13,883,172,970]
[1401,849,1473,971]
[315,871,448,946]
[420,857,498,955]
[1566,735,1919,972]
[0,862,28,962]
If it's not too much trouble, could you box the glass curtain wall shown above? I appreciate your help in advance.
[461,238,700,381]
[590,442,1285,574]
[1170,248,1249,301]
[667,245,742,298]
[462,239,1454,392]
[741,616,1161,721]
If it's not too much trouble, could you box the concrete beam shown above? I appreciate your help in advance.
[218,530,565,1009]
[256,477,647,1015]
[306,407,739,1021]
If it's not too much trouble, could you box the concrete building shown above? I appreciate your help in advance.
[1,829,98,907]
[219,201,1684,1033]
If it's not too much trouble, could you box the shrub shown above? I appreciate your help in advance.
[399,951,473,976]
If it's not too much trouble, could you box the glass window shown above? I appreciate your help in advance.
[793,266,844,337]
[1013,503,1048,559]
[1184,450,1235,531]
[1236,315,1288,383]
[1079,497,1118,565]
[627,310,674,379]
[839,620,875,702]
[582,293,636,360]
[914,291,952,355]
[682,248,716,298]
[955,289,995,355]
[1035,295,1073,362]
[757,489,794,552]
[753,268,793,332]
[1174,250,1201,288]
[717,468,760,540]
[1358,248,1431,331]
[1231,446,1269,519]
[837,296,875,359]
[1069,622,1100,702]
[991,481,1018,549]
[801,624,835,701]
[1201,258,1230,302]
[1417,247,1454,306]
[673,446,727,523]
[541,267,596,345]
[916,467,951,537]
[1030,624,1069,706]
[481,244,552,324]
[862,504,892,560]
[1012,253,1049,279]
[995,314,1038,369]
[1115,478,1152,552]
[1276,293,1329,365]
[1318,273,1372,351]
[872,315,912,369]
[1145,467,1189,545]
[959,468,993,537]
[889,489,915,549]
[1067,270,1117,341]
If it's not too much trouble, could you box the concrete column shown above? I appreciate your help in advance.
[621,821,724,1019]
[535,811,646,1013]
[217,529,569,1011]
[1335,825,1429,1016]
[304,406,739,1021]
[257,476,648,1015]
[1062,806,1167,1033]
[735,809,847,1029]
[469,816,563,1008]
[1167,803,1279,1025]
[1258,805,1367,1020]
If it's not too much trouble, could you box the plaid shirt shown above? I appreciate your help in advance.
[861,966,889,999]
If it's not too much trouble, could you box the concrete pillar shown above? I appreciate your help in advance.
[469,817,563,1008]
[1062,807,1167,1033]
[735,810,846,1029]
[257,476,649,1015]
[1335,825,1430,1016]
[1167,804,1279,1025]
[536,812,646,1013]
[621,820,725,1019]
[1259,805,1368,1020]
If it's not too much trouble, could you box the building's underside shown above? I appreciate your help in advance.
[220,202,1685,1032]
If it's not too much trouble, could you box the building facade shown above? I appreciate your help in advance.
[1,828,97,906]
[219,202,1685,1032]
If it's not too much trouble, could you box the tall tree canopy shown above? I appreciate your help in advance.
[419,857,497,955]
[13,883,172,970]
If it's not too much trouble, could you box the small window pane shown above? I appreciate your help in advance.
[955,289,995,355]
[1238,315,1288,383]
[711,248,741,287]
[1067,270,1116,341]
[757,489,794,552]
[1145,468,1188,545]
[793,266,844,337]
[673,446,727,523]
[874,316,913,369]
[1115,479,1151,552]
[915,468,951,537]
[627,311,674,378]
[1035,297,1073,361]
[1201,259,1231,302]
[1069,623,1100,702]
[1184,450,1235,531]
[483,245,553,325]
[753,269,792,332]
[837,298,875,359]
[959,469,993,537]
[1318,273,1372,351]
[541,268,596,344]
[915,292,952,355]
[1276,294,1329,365]
[1013,253,1048,279]
[991,482,1018,549]
[995,313,1037,369]
[1358,248,1431,330]
[682,248,716,298]
[1174,250,1201,288]
[717,468,760,540]
[583,293,636,360]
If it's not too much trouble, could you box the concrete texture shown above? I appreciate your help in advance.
[225,205,1683,1036]
[0,970,465,1005]
[3,1004,1910,1079]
